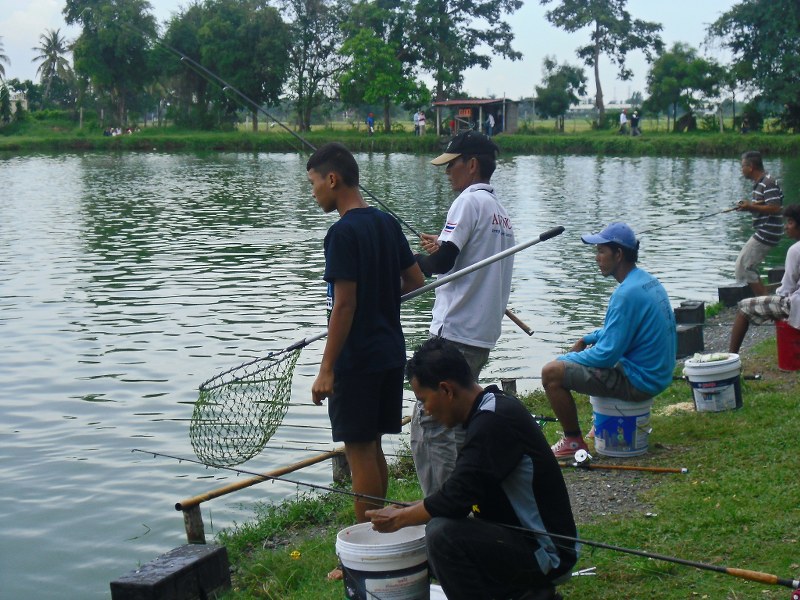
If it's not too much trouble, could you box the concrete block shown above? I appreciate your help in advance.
[767,267,785,283]
[110,544,230,600]
[718,283,753,307]
[676,324,704,359]
[675,300,705,325]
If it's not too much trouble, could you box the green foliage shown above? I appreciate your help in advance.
[540,0,664,121]
[32,28,73,107]
[708,0,800,132]
[411,0,523,100]
[704,302,725,319]
[64,0,158,125]
[339,2,429,132]
[0,36,9,81]
[534,56,587,131]
[160,0,290,131]
[0,85,10,124]
[284,0,346,132]
[645,43,723,131]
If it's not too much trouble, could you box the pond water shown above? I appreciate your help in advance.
[1,150,797,599]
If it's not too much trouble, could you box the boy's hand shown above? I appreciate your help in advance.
[312,369,334,405]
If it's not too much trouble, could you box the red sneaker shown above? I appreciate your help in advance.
[550,436,588,459]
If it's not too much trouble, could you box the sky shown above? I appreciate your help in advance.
[0,0,738,102]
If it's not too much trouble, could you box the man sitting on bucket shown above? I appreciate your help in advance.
[542,222,676,458]
[729,204,800,353]
[367,337,578,600]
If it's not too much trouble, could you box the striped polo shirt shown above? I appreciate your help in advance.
[751,174,784,246]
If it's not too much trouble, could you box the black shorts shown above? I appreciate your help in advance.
[329,366,405,442]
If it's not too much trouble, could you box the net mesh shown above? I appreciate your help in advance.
[190,350,301,467]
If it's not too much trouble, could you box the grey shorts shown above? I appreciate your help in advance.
[735,236,772,284]
[738,295,790,325]
[562,361,652,403]
[409,337,489,496]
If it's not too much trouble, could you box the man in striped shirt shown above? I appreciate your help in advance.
[736,150,784,295]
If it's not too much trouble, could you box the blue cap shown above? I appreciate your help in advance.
[581,222,638,250]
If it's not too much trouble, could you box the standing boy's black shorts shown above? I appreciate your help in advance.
[328,366,405,442]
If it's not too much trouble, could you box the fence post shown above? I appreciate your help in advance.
[183,505,206,544]
[332,451,351,485]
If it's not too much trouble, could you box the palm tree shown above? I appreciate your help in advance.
[32,29,72,104]
[0,36,10,81]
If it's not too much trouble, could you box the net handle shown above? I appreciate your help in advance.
[401,226,565,302]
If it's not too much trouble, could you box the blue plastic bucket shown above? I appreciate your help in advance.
[336,522,429,600]
[590,396,654,457]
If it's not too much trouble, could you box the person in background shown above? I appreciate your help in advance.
[307,142,424,524]
[410,130,515,495]
[730,204,800,353]
[485,113,495,137]
[367,338,578,600]
[631,110,641,136]
[366,112,375,135]
[618,108,628,134]
[417,109,426,136]
[413,110,420,136]
[542,222,676,458]
[736,150,784,296]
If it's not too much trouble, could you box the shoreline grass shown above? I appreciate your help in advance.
[2,124,799,157]
[216,337,799,599]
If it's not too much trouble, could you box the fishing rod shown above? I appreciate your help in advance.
[638,205,739,236]
[564,462,688,474]
[135,448,800,591]
[126,22,535,335]
[567,449,688,474]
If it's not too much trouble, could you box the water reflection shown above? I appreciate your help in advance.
[0,151,797,599]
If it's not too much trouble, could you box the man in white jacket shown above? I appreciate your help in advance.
[729,204,800,352]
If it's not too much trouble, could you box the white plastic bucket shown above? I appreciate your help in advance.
[336,522,429,600]
[590,396,654,457]
[683,353,742,412]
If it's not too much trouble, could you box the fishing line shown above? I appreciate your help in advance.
[638,205,738,236]
[135,448,800,590]
[122,21,421,236]
[126,21,536,335]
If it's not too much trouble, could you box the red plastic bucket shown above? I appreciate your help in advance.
[776,320,800,371]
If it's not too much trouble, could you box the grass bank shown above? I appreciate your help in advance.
[216,337,799,599]
[1,120,799,157]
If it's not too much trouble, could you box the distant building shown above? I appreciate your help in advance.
[9,89,28,113]
[432,98,519,135]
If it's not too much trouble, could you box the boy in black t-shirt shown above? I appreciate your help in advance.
[307,143,424,523]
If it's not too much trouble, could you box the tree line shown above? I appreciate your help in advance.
[0,0,797,133]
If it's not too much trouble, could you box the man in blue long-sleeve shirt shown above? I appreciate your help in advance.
[542,222,676,459]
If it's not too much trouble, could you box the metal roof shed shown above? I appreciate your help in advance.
[432,98,519,136]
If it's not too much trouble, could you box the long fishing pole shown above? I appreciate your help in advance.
[199,227,562,393]
[638,205,738,235]
[566,450,688,474]
[122,21,536,335]
[563,462,688,474]
[135,449,800,591]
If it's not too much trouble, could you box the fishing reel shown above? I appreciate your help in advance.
[573,449,592,465]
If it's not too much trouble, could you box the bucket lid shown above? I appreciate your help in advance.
[684,352,740,369]
[336,522,426,554]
